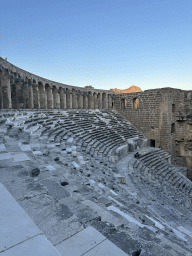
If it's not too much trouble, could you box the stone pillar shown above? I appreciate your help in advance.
[88,92,93,109]
[39,85,46,109]
[0,69,12,109]
[0,81,2,109]
[44,90,47,109]
[105,94,109,109]
[98,93,102,109]
[78,92,83,109]
[23,82,28,109]
[72,90,78,109]
[94,93,98,109]
[60,88,66,109]
[10,82,17,109]
[53,87,60,109]
[15,80,24,109]
[83,92,88,109]
[47,87,53,109]
[102,93,107,109]
[108,94,112,109]
[29,85,34,109]
[33,85,40,109]
[66,90,72,109]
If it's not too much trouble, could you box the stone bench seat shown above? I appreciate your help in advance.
[156,165,171,176]
[88,139,97,146]
[145,158,162,169]
[140,155,158,165]
[175,180,185,189]
[171,175,182,186]
[91,141,100,148]
[152,161,169,172]
[54,130,68,142]
[139,150,159,161]
[161,168,173,179]
[164,171,174,181]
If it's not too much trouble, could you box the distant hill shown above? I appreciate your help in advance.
[110,85,142,94]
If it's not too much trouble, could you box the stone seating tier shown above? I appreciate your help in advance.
[1,109,192,255]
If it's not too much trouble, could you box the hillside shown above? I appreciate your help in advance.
[110,85,142,94]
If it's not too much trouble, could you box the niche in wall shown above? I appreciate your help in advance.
[121,99,126,109]
[133,97,139,109]
[171,123,175,134]
[150,139,155,147]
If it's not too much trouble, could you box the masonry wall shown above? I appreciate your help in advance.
[114,89,162,146]
[114,88,192,176]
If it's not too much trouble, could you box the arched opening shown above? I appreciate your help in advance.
[133,97,139,109]
[121,99,125,110]
[171,123,175,134]
[150,140,155,147]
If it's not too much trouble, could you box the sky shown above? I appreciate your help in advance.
[0,0,192,91]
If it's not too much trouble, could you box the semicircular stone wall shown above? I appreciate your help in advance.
[0,57,114,110]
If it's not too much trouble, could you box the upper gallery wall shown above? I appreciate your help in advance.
[0,57,114,110]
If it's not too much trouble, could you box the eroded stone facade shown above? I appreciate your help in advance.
[115,88,192,176]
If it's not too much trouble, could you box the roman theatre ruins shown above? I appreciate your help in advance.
[0,57,192,256]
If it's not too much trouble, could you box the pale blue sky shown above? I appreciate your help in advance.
[1,0,192,91]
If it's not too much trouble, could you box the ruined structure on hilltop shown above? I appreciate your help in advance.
[115,89,192,177]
